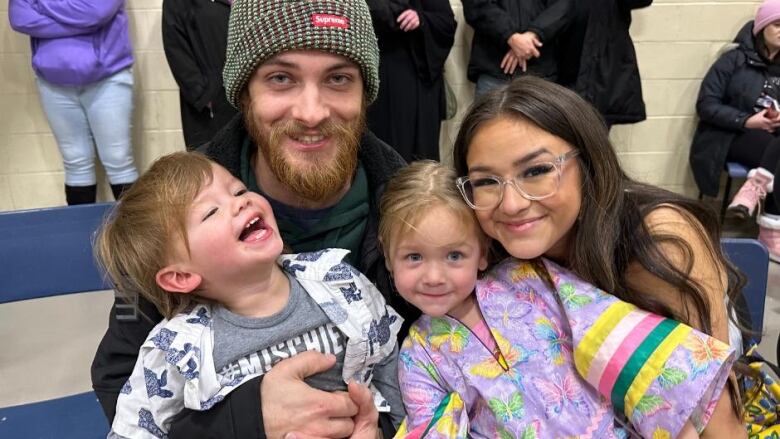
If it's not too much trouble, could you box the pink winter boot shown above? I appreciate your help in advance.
[758,214,780,263]
[727,168,774,219]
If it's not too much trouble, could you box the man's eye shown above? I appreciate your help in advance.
[447,251,463,262]
[268,74,291,84]
[202,207,217,222]
[235,189,247,196]
[329,74,351,85]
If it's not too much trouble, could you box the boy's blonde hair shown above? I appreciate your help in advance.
[95,152,215,319]
[379,160,488,261]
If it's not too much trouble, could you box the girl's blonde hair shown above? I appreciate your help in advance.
[95,152,215,319]
[379,160,487,261]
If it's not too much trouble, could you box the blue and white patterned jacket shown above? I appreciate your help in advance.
[109,249,403,439]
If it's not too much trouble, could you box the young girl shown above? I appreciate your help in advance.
[97,152,403,439]
[379,161,737,439]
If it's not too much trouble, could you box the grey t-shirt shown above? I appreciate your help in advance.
[212,273,404,425]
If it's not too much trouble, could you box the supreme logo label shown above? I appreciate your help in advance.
[311,14,349,29]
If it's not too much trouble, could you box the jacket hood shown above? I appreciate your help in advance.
[735,21,760,54]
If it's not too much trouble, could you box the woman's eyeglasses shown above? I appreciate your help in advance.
[456,150,579,210]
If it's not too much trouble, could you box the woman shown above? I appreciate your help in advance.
[9,0,138,204]
[453,76,747,437]
[690,0,780,261]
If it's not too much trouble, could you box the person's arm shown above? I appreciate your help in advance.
[161,0,211,110]
[8,0,96,38]
[624,207,746,439]
[461,0,517,47]
[35,0,123,29]
[91,295,162,422]
[526,0,573,44]
[695,50,752,131]
[619,0,653,10]
[370,345,405,429]
[366,0,409,33]
[396,328,457,431]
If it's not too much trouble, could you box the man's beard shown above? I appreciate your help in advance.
[245,109,364,202]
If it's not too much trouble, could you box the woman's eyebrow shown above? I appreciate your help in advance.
[469,147,551,173]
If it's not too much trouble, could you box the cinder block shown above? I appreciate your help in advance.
[133,51,178,91]
[2,133,63,174]
[137,90,184,131]
[0,92,51,135]
[0,54,36,94]
[631,3,754,42]
[1,12,32,53]
[8,172,66,209]
[636,42,730,79]
[128,9,164,52]
[618,151,692,187]
[629,116,696,154]
[642,79,700,117]
[0,175,13,212]
[135,130,186,170]
[610,125,633,153]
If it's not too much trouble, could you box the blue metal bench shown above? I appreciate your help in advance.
[0,203,114,439]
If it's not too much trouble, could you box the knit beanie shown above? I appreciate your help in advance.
[223,0,379,108]
[754,0,780,35]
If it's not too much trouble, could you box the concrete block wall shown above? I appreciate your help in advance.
[0,0,761,211]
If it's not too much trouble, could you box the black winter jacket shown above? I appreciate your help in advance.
[162,0,237,149]
[91,114,414,438]
[461,0,572,82]
[558,0,650,125]
[690,22,767,196]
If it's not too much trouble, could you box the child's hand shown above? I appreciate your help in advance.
[348,381,380,439]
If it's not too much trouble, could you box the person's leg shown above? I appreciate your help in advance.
[726,130,774,218]
[757,139,780,261]
[474,74,509,99]
[82,68,138,195]
[35,77,98,204]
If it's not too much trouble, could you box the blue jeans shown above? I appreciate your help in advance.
[474,74,510,99]
[36,68,138,186]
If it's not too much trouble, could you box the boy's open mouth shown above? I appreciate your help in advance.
[239,216,269,242]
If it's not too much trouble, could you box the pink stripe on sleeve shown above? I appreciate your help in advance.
[597,314,664,398]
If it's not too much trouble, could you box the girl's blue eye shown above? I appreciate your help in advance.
[447,251,463,262]
[406,253,422,262]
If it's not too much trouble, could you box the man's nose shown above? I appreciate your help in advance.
[290,84,330,127]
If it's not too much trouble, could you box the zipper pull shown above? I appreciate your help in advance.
[208,102,214,119]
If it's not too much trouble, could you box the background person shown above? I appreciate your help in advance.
[454,76,748,438]
[461,0,573,97]
[91,0,413,437]
[365,0,456,162]
[8,0,138,204]
[162,0,238,150]
[690,0,780,262]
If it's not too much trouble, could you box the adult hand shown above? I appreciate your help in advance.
[397,9,420,32]
[284,382,379,439]
[744,109,780,132]
[262,351,359,439]
[500,50,525,75]
[507,32,542,60]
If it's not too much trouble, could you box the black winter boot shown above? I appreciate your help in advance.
[110,183,133,201]
[65,184,97,205]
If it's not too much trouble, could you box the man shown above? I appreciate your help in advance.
[91,1,413,437]
[461,0,572,97]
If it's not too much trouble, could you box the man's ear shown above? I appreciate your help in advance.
[155,264,202,294]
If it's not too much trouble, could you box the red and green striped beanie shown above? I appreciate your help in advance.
[223,0,380,108]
